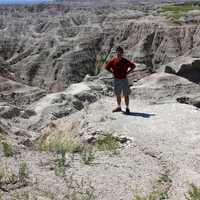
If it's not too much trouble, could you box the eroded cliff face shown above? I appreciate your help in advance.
[1,4,200,90]
[115,20,200,68]
[0,5,110,89]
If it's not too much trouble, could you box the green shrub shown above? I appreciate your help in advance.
[133,191,169,200]
[96,133,120,153]
[36,130,82,154]
[63,175,96,200]
[0,167,18,187]
[35,129,83,177]
[2,142,13,157]
[0,134,5,143]
[54,151,66,177]
[158,174,172,184]
[18,162,29,184]
[185,184,200,200]
[133,192,157,200]
[81,145,95,165]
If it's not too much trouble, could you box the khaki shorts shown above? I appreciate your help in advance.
[114,78,131,96]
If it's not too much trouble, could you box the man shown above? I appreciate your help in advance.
[105,46,136,114]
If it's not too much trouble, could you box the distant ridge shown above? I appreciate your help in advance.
[0,0,49,5]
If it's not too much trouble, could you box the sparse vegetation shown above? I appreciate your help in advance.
[36,129,83,176]
[0,134,5,142]
[0,163,29,192]
[0,168,5,188]
[95,51,109,74]
[2,141,13,157]
[36,130,82,154]
[133,191,169,200]
[12,191,30,200]
[160,3,200,23]
[133,192,157,200]
[185,184,200,200]
[157,174,172,184]
[18,162,29,184]
[54,152,68,177]
[161,3,200,13]
[81,145,95,165]
[0,167,18,188]
[63,175,96,200]
[97,51,108,66]
[31,175,96,200]
[133,171,171,200]
[36,188,56,200]
[96,133,120,154]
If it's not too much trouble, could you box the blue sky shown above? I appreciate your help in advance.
[0,0,50,4]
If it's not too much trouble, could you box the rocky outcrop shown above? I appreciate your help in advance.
[130,72,200,103]
[161,56,200,83]
[177,96,200,108]
[0,76,46,106]
[0,79,109,132]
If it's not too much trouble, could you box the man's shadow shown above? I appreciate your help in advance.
[123,111,155,118]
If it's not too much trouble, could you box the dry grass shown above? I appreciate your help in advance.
[185,184,200,200]
[81,145,95,165]
[0,165,27,189]
[36,129,82,154]
[2,141,13,157]
[96,133,120,153]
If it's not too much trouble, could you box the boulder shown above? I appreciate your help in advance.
[161,56,200,84]
[131,72,200,103]
[177,96,200,108]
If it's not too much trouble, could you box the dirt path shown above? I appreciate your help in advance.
[75,97,200,199]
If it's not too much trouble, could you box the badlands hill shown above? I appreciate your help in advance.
[0,1,200,200]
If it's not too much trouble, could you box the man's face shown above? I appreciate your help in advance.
[116,50,123,60]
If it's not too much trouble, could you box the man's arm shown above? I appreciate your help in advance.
[106,67,113,74]
[127,61,136,74]
[105,59,114,74]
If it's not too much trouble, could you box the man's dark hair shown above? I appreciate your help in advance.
[116,46,124,53]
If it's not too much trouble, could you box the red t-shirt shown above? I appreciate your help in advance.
[105,57,136,79]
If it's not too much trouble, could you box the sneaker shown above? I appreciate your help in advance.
[112,107,122,112]
[125,108,130,114]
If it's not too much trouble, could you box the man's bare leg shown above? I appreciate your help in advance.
[117,96,121,107]
[124,95,130,114]
[112,96,122,112]
[124,95,129,108]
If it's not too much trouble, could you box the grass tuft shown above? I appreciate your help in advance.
[185,184,200,200]
[35,129,83,176]
[81,145,95,165]
[133,192,157,200]
[36,130,82,154]
[96,133,120,153]
[2,142,13,157]
[18,162,29,184]
[133,191,169,200]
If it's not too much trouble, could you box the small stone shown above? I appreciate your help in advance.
[19,139,33,147]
